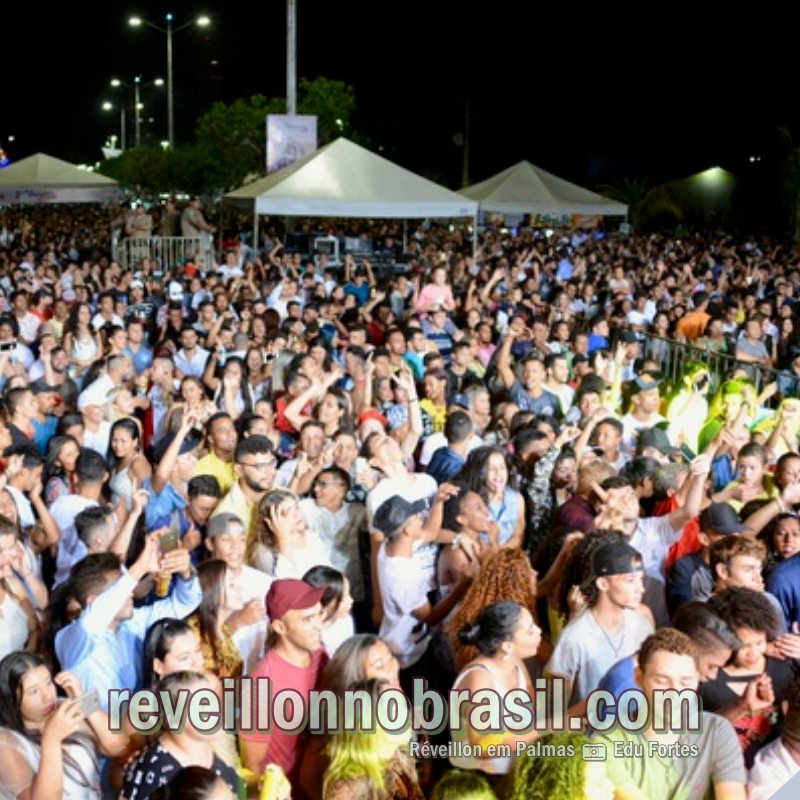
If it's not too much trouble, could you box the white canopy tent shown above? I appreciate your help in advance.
[461,160,628,218]
[225,137,478,251]
[0,153,121,204]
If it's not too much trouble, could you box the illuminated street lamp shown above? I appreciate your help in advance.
[110,76,164,146]
[129,13,211,148]
[102,101,126,151]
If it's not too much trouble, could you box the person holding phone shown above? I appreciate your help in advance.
[0,651,134,799]
[54,531,201,710]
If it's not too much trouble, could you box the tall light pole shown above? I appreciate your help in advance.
[102,101,126,151]
[129,13,210,148]
[110,77,164,146]
[287,0,296,115]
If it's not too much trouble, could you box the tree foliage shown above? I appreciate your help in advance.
[100,76,358,196]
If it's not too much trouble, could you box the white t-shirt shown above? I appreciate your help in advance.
[91,312,124,331]
[51,495,99,586]
[628,515,682,626]
[323,615,355,658]
[82,422,111,458]
[367,473,439,591]
[5,486,35,528]
[377,544,430,669]
[231,565,272,674]
[621,412,667,456]
[273,530,332,580]
[748,738,800,800]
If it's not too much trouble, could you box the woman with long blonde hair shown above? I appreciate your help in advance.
[322,678,423,800]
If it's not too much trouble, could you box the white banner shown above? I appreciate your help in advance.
[266,114,318,173]
[0,187,123,205]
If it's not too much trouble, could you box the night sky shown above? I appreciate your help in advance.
[3,3,797,191]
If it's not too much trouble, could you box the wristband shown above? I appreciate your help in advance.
[777,496,787,514]
[451,533,463,550]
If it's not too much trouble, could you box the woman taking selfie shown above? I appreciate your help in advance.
[0,651,132,799]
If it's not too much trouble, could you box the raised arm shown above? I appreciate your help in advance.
[151,414,195,496]
[497,331,518,391]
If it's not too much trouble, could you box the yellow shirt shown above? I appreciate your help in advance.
[420,398,447,434]
[211,481,255,533]
[194,451,236,494]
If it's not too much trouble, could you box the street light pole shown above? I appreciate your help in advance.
[166,13,174,149]
[102,102,127,151]
[111,77,163,147]
[287,0,297,115]
[129,14,210,149]
[134,76,142,147]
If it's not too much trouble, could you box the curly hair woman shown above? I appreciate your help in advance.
[445,549,538,671]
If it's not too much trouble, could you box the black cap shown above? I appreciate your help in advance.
[30,379,58,395]
[592,542,643,577]
[373,496,427,536]
[448,393,470,410]
[634,374,663,392]
[152,428,204,463]
[700,503,750,535]
[572,354,590,366]
[619,331,639,343]
[636,426,677,457]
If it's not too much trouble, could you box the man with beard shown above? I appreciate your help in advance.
[211,435,277,532]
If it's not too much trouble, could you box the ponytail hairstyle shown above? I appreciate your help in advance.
[458,601,523,657]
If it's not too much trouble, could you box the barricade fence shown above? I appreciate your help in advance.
[612,330,783,408]
[112,236,204,272]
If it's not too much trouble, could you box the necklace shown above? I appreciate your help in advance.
[591,610,627,657]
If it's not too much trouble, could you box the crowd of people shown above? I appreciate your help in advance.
[0,210,800,799]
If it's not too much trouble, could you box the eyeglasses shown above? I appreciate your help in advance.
[238,459,277,471]
[315,481,345,489]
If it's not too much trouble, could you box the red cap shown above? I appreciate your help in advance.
[266,579,325,621]
[183,263,198,277]
[358,408,388,427]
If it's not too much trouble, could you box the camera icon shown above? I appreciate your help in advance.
[582,743,607,762]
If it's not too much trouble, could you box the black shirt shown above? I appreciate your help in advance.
[699,657,797,768]
[121,741,240,800]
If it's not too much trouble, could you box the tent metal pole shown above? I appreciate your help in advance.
[253,212,260,260]
[472,213,478,258]
[403,219,407,253]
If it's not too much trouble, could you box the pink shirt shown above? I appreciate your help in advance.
[416,283,454,312]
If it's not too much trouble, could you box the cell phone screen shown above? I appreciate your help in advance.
[79,689,100,717]
[160,530,179,554]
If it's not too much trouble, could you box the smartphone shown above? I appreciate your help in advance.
[160,529,179,554]
[0,342,14,352]
[679,444,696,462]
[78,689,100,717]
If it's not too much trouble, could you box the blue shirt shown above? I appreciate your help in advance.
[124,344,154,373]
[767,555,800,628]
[427,447,465,484]
[556,257,573,281]
[344,282,370,306]
[31,415,58,455]
[597,655,637,718]
[144,478,187,530]
[55,571,201,709]
[587,333,609,354]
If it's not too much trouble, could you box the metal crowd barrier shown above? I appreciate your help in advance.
[113,236,204,272]
[624,332,783,406]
